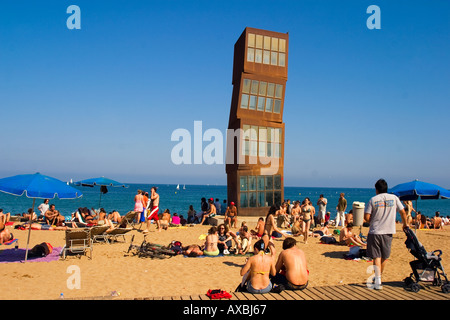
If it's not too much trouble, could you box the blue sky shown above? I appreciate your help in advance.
[0,0,449,188]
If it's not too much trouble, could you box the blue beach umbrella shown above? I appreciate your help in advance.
[0,172,83,261]
[390,180,450,223]
[74,177,128,208]
[389,180,450,201]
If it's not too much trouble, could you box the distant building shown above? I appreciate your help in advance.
[226,27,288,216]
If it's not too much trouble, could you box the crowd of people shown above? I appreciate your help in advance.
[2,179,449,295]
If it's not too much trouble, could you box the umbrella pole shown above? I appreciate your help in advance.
[24,198,36,262]
[99,191,102,209]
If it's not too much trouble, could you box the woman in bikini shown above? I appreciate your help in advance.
[134,190,144,223]
[240,239,276,294]
[300,199,314,244]
[263,205,286,247]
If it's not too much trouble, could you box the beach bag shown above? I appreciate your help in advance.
[29,242,53,257]
[169,241,183,255]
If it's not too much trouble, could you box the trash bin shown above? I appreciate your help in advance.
[352,201,365,226]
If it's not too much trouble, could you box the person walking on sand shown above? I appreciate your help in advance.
[364,179,407,290]
[335,193,347,228]
[317,194,327,226]
[143,186,161,233]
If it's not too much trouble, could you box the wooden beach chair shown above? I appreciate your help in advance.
[90,225,110,244]
[105,227,133,243]
[120,211,138,229]
[61,228,93,260]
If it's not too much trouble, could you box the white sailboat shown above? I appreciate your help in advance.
[176,184,180,190]
[183,184,186,190]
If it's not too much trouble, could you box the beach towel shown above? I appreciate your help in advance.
[206,289,232,300]
[0,247,62,263]
[0,238,18,246]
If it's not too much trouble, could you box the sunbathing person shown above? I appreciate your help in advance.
[272,237,309,291]
[45,204,65,226]
[107,209,122,224]
[0,211,13,244]
[250,217,265,239]
[310,221,332,238]
[264,205,287,240]
[203,226,220,256]
[339,223,366,247]
[234,225,252,255]
[183,244,204,257]
[239,239,276,294]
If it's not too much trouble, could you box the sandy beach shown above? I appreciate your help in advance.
[1,216,449,300]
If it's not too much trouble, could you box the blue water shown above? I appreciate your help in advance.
[0,184,448,220]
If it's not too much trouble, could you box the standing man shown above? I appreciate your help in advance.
[38,199,49,221]
[335,193,347,228]
[317,194,327,227]
[144,186,161,233]
[364,179,407,290]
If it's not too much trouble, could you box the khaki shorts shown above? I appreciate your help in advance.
[367,233,393,259]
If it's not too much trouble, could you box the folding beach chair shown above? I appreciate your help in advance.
[90,225,110,244]
[105,227,132,243]
[61,228,93,260]
[120,211,138,229]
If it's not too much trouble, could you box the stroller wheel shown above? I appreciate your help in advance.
[433,278,442,287]
[442,283,450,294]
[410,283,421,293]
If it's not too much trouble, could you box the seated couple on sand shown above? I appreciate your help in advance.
[237,237,309,294]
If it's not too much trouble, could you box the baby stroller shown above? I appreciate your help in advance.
[403,227,450,293]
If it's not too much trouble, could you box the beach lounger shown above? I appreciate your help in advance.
[61,228,93,260]
[120,211,138,228]
[105,227,132,243]
[90,225,110,244]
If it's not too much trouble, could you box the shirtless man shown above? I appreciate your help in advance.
[251,217,265,239]
[434,212,443,229]
[0,211,13,244]
[272,237,309,291]
[184,244,204,257]
[201,198,216,225]
[45,204,64,225]
[144,186,161,233]
[339,223,366,247]
[225,202,238,228]
[204,226,220,256]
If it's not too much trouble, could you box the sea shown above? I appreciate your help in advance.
[1,184,449,221]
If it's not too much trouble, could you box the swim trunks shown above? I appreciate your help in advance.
[147,206,159,221]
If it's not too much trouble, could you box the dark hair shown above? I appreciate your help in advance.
[254,239,265,252]
[347,222,354,228]
[151,186,158,192]
[266,204,279,220]
[208,226,217,234]
[375,179,388,193]
[282,237,297,250]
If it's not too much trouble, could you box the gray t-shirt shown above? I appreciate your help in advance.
[318,198,327,212]
[365,193,404,235]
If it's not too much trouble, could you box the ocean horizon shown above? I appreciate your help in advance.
[1,183,449,222]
